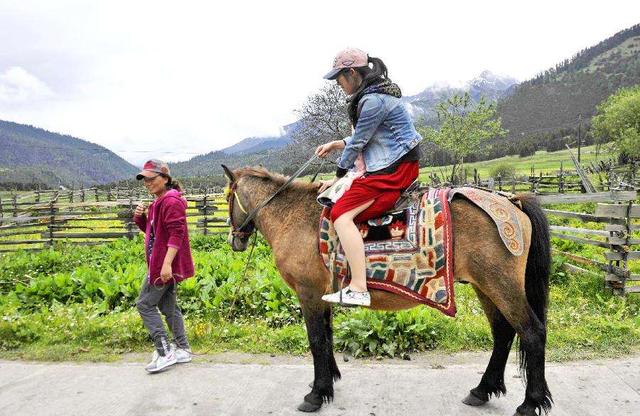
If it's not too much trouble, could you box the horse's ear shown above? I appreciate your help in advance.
[221,164,236,182]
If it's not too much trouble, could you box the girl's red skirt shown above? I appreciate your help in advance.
[330,161,419,223]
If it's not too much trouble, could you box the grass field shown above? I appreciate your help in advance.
[418,144,612,181]
[1,234,639,362]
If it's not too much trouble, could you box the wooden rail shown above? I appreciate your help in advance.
[541,190,639,295]
[0,193,229,252]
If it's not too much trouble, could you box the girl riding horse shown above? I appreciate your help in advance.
[315,47,423,306]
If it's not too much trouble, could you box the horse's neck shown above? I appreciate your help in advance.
[249,182,321,247]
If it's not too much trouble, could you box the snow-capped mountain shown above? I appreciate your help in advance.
[403,70,518,125]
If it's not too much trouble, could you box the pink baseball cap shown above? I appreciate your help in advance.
[136,159,170,180]
[323,47,369,80]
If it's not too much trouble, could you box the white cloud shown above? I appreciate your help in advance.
[0,66,54,104]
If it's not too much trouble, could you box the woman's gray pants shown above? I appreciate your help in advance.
[136,276,190,353]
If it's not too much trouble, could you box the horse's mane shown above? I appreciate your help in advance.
[234,166,319,192]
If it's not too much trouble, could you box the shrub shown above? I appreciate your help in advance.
[489,163,516,180]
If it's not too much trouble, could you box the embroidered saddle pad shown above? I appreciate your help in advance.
[449,187,524,256]
[318,188,456,317]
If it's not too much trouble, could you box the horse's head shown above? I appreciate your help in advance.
[222,164,255,251]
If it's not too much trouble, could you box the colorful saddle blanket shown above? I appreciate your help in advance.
[318,188,456,317]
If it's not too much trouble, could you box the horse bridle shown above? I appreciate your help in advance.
[226,154,320,239]
[226,182,256,239]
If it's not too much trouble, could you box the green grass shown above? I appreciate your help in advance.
[418,144,612,181]
[1,236,638,362]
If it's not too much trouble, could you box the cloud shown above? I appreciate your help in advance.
[0,66,54,104]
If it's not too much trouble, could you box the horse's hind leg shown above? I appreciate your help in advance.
[463,288,515,406]
[475,280,551,416]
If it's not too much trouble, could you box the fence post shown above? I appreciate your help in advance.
[81,189,86,203]
[622,201,633,294]
[94,187,99,202]
[497,175,502,191]
[126,197,135,240]
[203,194,209,236]
[46,200,55,248]
[12,194,17,217]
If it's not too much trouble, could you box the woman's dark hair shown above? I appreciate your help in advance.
[161,174,182,192]
[346,56,389,97]
[345,56,390,126]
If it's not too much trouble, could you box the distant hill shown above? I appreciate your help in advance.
[0,120,138,188]
[497,23,640,142]
[221,135,291,155]
[167,134,291,177]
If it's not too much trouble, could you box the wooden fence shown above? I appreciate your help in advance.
[0,189,228,252]
[539,191,639,295]
[2,187,638,295]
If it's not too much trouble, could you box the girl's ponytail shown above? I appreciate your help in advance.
[165,176,183,192]
[366,56,388,81]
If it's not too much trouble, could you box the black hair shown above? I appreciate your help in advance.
[345,56,389,97]
[161,174,183,192]
[345,56,390,126]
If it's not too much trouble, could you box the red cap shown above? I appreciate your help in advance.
[136,159,170,180]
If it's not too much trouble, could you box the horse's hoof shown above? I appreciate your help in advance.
[513,410,535,416]
[462,392,488,407]
[297,400,322,412]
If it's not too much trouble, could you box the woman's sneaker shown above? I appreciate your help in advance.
[171,343,193,363]
[145,349,177,373]
[321,286,370,306]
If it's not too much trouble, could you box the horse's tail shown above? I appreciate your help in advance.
[515,193,553,413]
[517,193,550,324]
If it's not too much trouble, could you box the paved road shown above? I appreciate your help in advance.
[1,353,638,416]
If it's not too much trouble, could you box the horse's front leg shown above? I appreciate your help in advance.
[297,293,338,412]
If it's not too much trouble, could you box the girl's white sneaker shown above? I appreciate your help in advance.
[172,344,192,363]
[145,349,177,373]
[321,286,371,306]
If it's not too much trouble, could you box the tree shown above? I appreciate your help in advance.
[592,85,640,161]
[281,83,351,168]
[419,93,507,183]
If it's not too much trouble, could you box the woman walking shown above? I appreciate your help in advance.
[133,159,194,372]
[316,48,423,306]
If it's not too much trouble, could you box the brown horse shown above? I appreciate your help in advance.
[222,165,552,416]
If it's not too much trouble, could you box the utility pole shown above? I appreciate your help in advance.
[577,114,582,163]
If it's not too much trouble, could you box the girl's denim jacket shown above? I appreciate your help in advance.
[339,93,422,173]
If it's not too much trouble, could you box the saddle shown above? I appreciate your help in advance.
[318,186,525,317]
